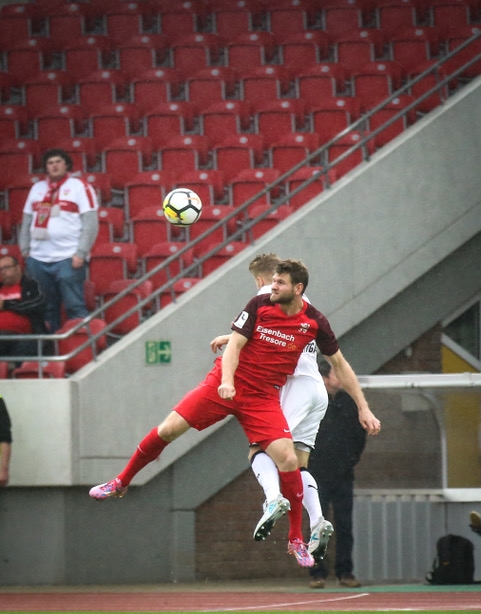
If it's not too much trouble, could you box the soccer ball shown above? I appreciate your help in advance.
[162,188,203,226]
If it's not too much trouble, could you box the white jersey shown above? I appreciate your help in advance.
[24,175,98,262]
[258,285,328,448]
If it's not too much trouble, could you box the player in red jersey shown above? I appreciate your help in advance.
[89,259,381,567]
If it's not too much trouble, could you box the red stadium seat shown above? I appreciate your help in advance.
[368,94,417,148]
[352,61,404,108]
[242,204,292,240]
[390,27,442,71]
[186,66,239,108]
[0,140,39,189]
[33,104,87,148]
[200,101,252,147]
[270,132,321,174]
[241,65,292,106]
[145,102,196,148]
[170,33,223,73]
[431,2,470,30]
[0,72,18,106]
[0,105,28,140]
[279,31,330,69]
[142,241,194,290]
[76,70,129,114]
[54,138,97,173]
[89,103,142,150]
[4,175,43,225]
[407,61,449,114]
[214,134,265,183]
[286,167,333,210]
[327,131,375,178]
[443,24,481,80]
[268,1,316,36]
[155,1,203,34]
[334,29,385,72]
[103,4,152,45]
[227,32,277,72]
[89,242,139,296]
[117,34,168,78]
[186,204,237,252]
[211,3,257,38]
[96,207,125,244]
[81,172,112,205]
[125,171,176,220]
[130,206,176,256]
[22,71,73,116]
[159,135,209,175]
[324,6,362,36]
[310,98,361,145]
[5,37,52,82]
[12,361,66,379]
[0,211,13,243]
[102,279,153,336]
[176,170,225,204]
[296,64,350,104]
[62,35,113,82]
[0,5,37,49]
[101,136,153,188]
[131,68,184,113]
[254,99,306,147]
[376,3,417,36]
[45,3,87,46]
[56,317,107,374]
[230,168,281,212]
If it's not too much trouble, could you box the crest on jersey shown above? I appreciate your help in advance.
[299,323,310,334]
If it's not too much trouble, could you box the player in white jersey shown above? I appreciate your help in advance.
[211,253,334,561]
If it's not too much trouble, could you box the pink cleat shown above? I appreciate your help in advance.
[287,538,315,568]
[89,477,127,500]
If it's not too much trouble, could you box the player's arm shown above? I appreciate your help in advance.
[218,331,248,399]
[325,349,381,436]
[210,333,231,353]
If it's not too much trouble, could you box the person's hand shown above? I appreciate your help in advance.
[359,408,381,435]
[71,255,85,269]
[210,335,230,353]
[218,383,236,400]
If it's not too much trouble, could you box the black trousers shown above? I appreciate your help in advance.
[309,477,355,580]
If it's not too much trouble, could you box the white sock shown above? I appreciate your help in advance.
[251,451,281,503]
[301,469,324,530]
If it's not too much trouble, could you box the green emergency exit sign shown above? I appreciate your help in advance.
[145,341,172,365]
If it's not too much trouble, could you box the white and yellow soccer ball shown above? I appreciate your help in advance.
[162,188,203,226]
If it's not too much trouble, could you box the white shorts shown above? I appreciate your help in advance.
[280,374,329,451]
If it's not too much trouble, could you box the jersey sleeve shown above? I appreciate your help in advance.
[231,294,265,339]
[306,304,339,356]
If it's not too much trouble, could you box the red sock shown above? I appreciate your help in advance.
[279,469,304,542]
[117,427,168,486]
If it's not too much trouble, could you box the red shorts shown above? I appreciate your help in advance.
[173,362,292,449]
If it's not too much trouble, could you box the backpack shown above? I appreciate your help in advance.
[426,534,475,585]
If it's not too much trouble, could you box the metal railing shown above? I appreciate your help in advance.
[2,31,480,375]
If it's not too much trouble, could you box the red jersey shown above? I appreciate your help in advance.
[0,283,32,333]
[231,293,339,395]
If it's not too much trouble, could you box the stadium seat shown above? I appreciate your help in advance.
[254,99,306,147]
[3,175,43,226]
[296,64,349,104]
[96,207,125,244]
[45,2,87,46]
[443,25,481,80]
[159,135,209,175]
[226,32,277,72]
[186,204,237,253]
[0,105,28,140]
[327,131,375,178]
[0,211,13,243]
[279,30,331,69]
[270,132,321,174]
[241,203,292,240]
[54,138,97,173]
[56,317,107,374]
[230,168,281,212]
[352,61,404,109]
[62,35,113,82]
[142,241,194,290]
[130,68,184,113]
[145,102,196,148]
[89,103,142,150]
[268,1,316,36]
[102,279,153,336]
[286,166,333,210]
[176,170,225,204]
[200,100,252,147]
[89,242,139,296]
[76,70,129,114]
[81,172,112,205]
[0,4,39,49]
[170,33,223,74]
[198,241,247,276]
[375,3,417,36]
[5,37,52,82]
[368,94,417,148]
[323,6,362,36]
[117,34,168,78]
[241,66,293,107]
[214,134,265,183]
[0,140,39,189]
[211,2,258,37]
[130,206,176,256]
[125,171,176,220]
[22,71,73,117]
[310,98,361,146]
[186,67,239,108]
[12,361,66,379]
[155,1,203,34]
[0,72,18,106]
[103,4,152,45]
[160,277,200,308]
[407,61,449,114]
[430,1,470,30]
[101,136,153,188]
[390,27,442,71]
[334,29,385,72]
[33,104,87,148]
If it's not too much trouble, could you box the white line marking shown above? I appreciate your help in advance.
[200,592,370,612]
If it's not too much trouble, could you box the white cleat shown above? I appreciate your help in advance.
[253,494,290,541]
[308,519,334,561]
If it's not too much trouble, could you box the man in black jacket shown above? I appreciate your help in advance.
[0,255,48,361]
[308,361,367,589]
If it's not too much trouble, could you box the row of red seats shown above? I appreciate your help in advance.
[1,0,479,46]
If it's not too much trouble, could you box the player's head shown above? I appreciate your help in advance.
[248,253,281,288]
[275,259,309,294]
